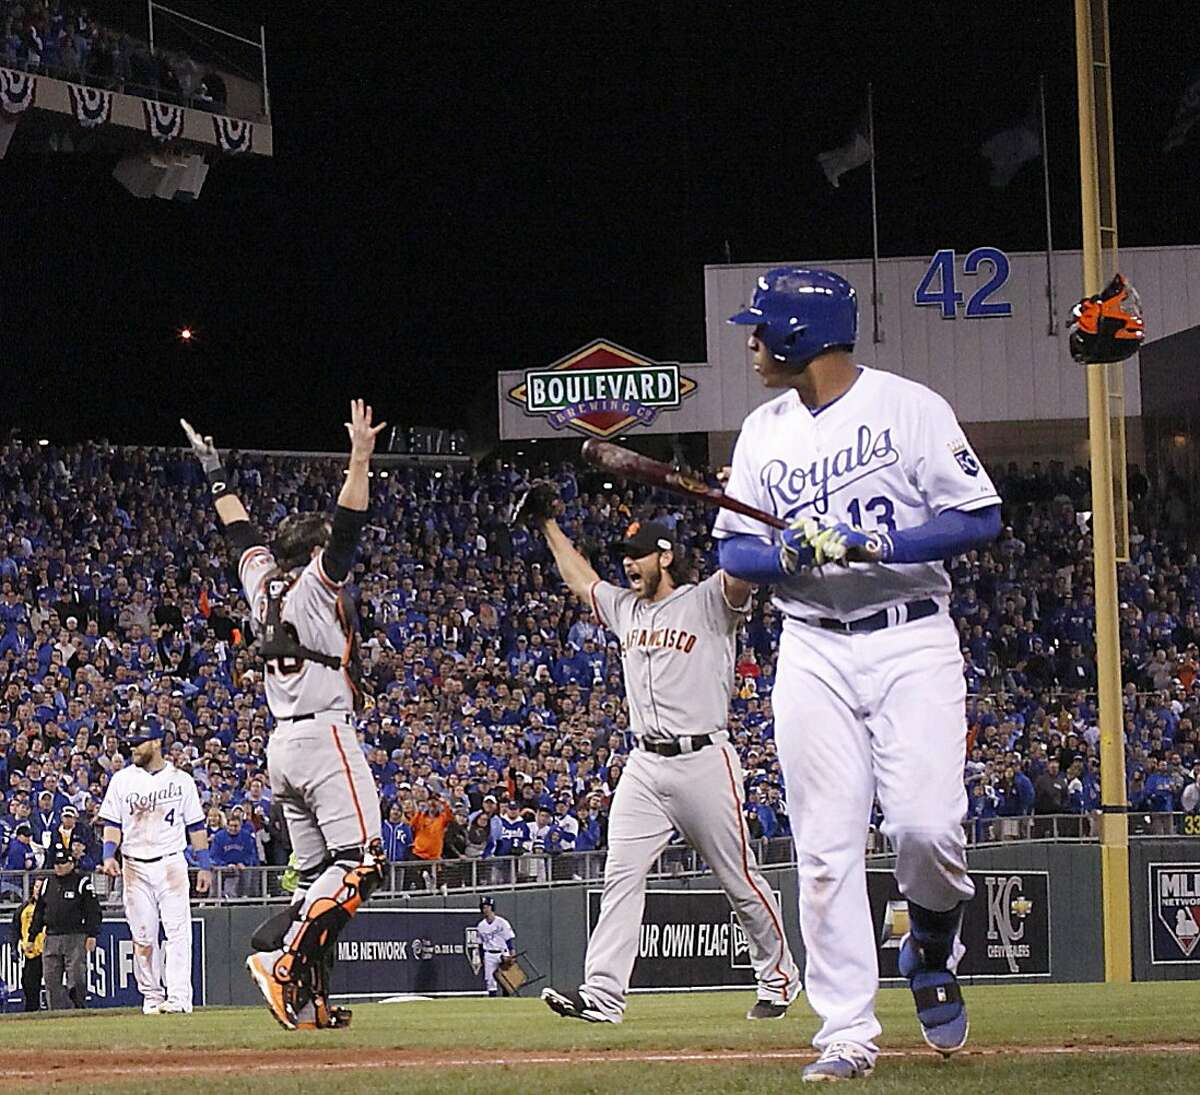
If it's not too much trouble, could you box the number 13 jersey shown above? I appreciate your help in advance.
[713,367,1000,621]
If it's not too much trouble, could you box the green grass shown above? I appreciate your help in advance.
[77,1059,1200,1095]
[0,983,1195,1093]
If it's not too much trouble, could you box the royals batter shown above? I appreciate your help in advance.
[100,725,211,1014]
[182,401,385,1032]
[522,504,799,1023]
[476,896,516,996]
[714,268,1001,1081]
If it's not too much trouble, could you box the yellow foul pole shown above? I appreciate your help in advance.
[1074,0,1131,982]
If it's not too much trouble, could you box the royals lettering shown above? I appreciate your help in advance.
[125,783,184,814]
[760,423,900,516]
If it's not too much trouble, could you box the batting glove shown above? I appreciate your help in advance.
[778,517,820,574]
[806,520,888,564]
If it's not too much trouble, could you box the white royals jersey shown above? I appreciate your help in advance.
[713,367,999,621]
[476,915,515,953]
[240,546,355,720]
[98,762,204,859]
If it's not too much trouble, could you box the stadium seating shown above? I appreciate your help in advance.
[0,442,1197,895]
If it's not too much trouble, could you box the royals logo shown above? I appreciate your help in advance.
[507,340,697,439]
[949,439,981,477]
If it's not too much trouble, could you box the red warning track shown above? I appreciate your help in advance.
[1,1043,1196,1087]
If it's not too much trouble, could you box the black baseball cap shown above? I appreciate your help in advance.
[611,521,674,558]
[51,845,75,866]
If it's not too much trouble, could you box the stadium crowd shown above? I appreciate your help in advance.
[0,442,1198,896]
[1,0,229,112]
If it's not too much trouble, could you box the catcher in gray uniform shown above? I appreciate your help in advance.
[514,481,800,1023]
[182,400,386,1031]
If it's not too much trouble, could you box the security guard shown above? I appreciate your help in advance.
[31,845,102,1009]
[10,878,46,1011]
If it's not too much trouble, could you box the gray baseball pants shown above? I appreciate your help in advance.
[265,714,381,955]
[582,741,800,1018]
[43,933,87,1010]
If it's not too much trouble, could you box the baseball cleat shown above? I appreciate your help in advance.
[246,951,297,1031]
[142,1001,164,1015]
[541,986,617,1023]
[898,934,969,1056]
[159,1001,192,1014]
[801,1042,875,1082]
[746,999,789,1020]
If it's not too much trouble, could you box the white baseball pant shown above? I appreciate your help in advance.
[582,739,800,1019]
[483,950,507,994]
[772,609,974,1054]
[122,852,193,1010]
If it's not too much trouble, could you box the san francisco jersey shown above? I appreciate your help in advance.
[476,915,515,953]
[98,762,204,858]
[590,572,749,742]
[713,366,1000,621]
[240,547,354,720]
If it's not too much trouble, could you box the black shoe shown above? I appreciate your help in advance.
[746,999,789,1020]
[541,986,617,1023]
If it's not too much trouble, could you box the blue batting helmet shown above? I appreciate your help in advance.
[728,267,857,367]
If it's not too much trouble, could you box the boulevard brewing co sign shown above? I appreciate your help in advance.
[507,340,697,439]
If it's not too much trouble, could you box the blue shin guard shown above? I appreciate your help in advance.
[898,901,969,1056]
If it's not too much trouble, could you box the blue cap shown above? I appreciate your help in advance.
[127,723,165,746]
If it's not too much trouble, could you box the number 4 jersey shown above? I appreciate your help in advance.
[713,366,1000,621]
[98,763,204,858]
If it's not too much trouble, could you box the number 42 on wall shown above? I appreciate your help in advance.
[914,247,1012,319]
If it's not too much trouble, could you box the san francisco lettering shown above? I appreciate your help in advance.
[760,424,899,515]
[623,627,698,653]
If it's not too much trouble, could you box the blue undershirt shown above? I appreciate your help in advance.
[717,504,1001,582]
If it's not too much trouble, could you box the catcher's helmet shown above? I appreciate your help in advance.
[273,513,331,571]
[728,267,857,367]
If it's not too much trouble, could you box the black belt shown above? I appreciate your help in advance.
[801,598,938,634]
[124,851,179,864]
[640,733,718,757]
[277,710,352,724]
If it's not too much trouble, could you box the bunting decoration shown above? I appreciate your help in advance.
[213,114,252,154]
[144,100,185,143]
[68,83,113,129]
[0,67,36,114]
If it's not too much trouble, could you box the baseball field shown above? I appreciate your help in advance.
[0,982,1194,1093]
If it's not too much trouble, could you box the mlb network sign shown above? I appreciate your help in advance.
[1149,863,1200,964]
[508,340,697,439]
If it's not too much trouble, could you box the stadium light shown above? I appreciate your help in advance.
[179,327,194,342]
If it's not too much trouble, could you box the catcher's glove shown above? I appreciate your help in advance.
[511,480,558,529]
[1068,273,1144,364]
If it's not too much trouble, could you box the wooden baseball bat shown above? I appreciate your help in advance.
[580,440,786,531]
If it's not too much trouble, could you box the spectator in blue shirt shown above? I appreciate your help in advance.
[381,801,413,862]
[210,813,259,897]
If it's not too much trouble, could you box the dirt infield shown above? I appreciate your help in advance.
[7,1043,1198,1087]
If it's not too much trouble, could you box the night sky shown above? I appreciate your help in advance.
[2,0,1196,452]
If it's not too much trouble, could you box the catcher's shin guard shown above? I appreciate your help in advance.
[272,841,385,1022]
[251,902,302,953]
